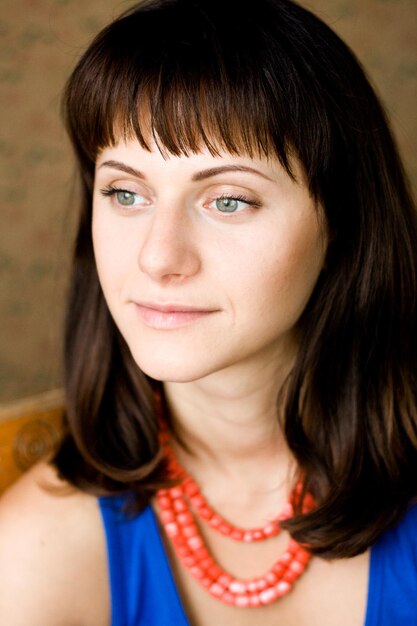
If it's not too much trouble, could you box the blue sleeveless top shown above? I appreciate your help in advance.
[98,497,417,625]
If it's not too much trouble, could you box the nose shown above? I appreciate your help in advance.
[137,204,201,282]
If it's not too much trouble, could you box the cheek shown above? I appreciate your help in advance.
[92,215,133,295]
[228,218,326,324]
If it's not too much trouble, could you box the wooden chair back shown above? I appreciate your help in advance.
[0,389,64,494]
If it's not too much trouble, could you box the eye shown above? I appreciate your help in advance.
[99,185,150,207]
[209,195,261,214]
[115,190,139,206]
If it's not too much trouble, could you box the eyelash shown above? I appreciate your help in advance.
[100,185,143,200]
[99,186,262,213]
[211,194,262,210]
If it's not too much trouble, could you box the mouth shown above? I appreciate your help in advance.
[133,301,219,329]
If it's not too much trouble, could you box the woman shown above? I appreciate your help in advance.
[1,0,416,624]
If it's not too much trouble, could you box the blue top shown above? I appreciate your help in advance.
[98,497,417,625]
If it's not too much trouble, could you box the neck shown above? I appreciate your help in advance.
[163,355,296,500]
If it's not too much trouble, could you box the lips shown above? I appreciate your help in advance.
[133,301,219,329]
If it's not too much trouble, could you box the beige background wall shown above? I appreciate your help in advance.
[0,0,416,402]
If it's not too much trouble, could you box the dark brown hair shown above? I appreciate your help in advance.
[54,0,417,557]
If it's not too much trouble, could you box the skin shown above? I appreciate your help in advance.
[91,138,328,509]
[92,140,327,387]
[0,140,370,626]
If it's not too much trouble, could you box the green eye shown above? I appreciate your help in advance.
[116,190,137,206]
[215,198,240,213]
[100,185,150,209]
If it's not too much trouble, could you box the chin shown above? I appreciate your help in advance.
[128,345,217,384]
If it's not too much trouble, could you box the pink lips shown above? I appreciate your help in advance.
[134,301,218,329]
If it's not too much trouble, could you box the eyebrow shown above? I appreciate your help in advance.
[98,160,273,182]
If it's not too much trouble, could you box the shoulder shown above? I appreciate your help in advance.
[0,462,109,626]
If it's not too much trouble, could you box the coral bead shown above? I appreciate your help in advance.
[190,495,206,508]
[276,581,291,596]
[165,522,179,537]
[222,592,236,605]
[160,510,176,523]
[156,440,314,609]
[177,512,194,526]
[234,596,250,608]
[289,560,305,574]
[265,571,278,585]
[281,551,293,564]
[171,535,187,548]
[263,523,278,537]
[209,583,225,597]
[255,579,268,591]
[272,563,286,576]
[190,566,205,579]
[173,499,187,513]
[283,569,298,583]
[230,529,244,541]
[209,515,222,528]
[157,496,172,509]
[194,547,210,560]
[259,587,278,604]
[229,581,246,595]
[296,550,311,565]
[187,536,203,551]
[219,523,232,535]
[218,574,232,588]
[197,506,212,520]
[199,556,213,569]
[183,480,199,497]
[207,565,222,579]
[182,525,197,538]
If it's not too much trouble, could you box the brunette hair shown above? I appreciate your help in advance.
[54,0,417,557]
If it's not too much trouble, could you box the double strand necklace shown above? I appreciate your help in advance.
[155,443,314,608]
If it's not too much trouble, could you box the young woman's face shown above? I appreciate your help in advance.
[92,139,327,383]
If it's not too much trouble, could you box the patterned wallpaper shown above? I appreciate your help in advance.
[0,0,416,402]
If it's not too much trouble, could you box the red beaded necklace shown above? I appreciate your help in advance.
[155,438,315,608]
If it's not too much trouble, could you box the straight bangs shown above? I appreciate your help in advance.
[63,0,321,182]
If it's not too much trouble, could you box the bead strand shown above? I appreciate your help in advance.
[157,484,314,607]
[182,476,288,541]
[166,454,296,543]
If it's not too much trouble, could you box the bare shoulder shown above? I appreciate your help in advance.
[0,462,109,626]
